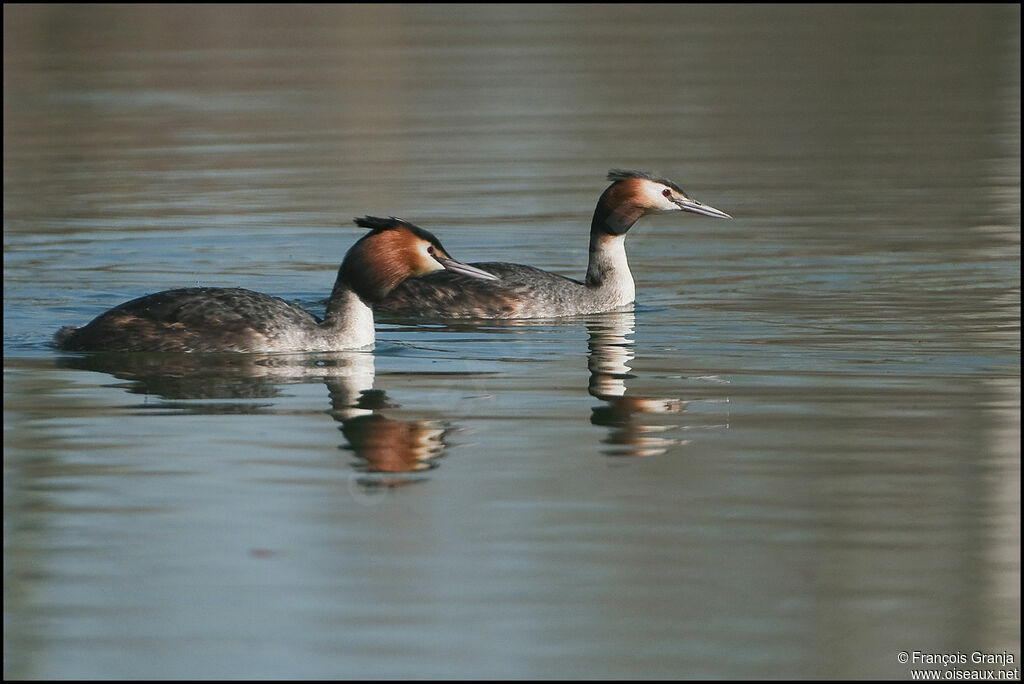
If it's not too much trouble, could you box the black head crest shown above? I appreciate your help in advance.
[352,216,446,250]
[606,169,687,195]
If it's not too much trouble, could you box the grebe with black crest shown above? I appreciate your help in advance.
[54,216,498,352]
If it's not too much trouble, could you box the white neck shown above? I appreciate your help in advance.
[586,233,635,307]
[323,285,375,349]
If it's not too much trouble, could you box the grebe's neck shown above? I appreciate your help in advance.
[590,201,645,239]
[585,186,639,303]
[323,275,375,348]
[585,231,635,304]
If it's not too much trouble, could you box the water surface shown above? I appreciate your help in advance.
[4,4,1020,680]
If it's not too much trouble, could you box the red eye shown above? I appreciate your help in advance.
[662,188,672,198]
[427,245,435,254]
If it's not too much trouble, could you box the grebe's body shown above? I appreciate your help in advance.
[374,170,731,319]
[54,217,497,353]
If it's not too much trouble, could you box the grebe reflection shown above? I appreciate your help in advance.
[586,312,729,457]
[56,350,452,479]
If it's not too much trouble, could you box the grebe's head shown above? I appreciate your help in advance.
[342,216,498,302]
[595,169,731,235]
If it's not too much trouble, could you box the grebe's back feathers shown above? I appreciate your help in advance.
[375,262,605,319]
[56,287,321,352]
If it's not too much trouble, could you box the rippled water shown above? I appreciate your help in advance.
[4,4,1020,680]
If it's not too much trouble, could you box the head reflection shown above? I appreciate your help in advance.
[340,415,448,473]
[56,350,453,480]
[586,312,686,458]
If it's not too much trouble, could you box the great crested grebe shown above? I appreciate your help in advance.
[54,216,498,353]
[374,169,731,319]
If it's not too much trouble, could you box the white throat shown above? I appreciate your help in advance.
[586,233,635,306]
[323,286,375,349]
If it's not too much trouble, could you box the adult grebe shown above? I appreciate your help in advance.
[54,216,498,353]
[374,169,731,318]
